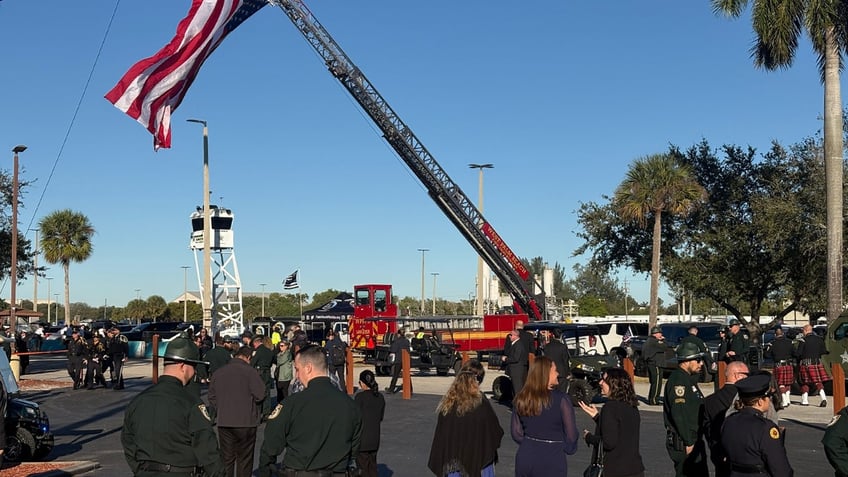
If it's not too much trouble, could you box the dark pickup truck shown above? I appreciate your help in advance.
[626,322,723,382]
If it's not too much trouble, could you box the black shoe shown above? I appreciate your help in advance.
[114,384,124,390]
[821,400,828,408]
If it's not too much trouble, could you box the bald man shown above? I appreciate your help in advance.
[703,361,749,477]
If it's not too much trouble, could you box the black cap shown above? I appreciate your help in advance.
[728,318,741,326]
[242,330,254,339]
[650,326,662,334]
[735,374,772,398]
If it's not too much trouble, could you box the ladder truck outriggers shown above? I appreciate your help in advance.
[271,0,545,333]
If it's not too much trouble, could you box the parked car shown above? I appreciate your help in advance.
[123,321,183,342]
[0,352,53,461]
[627,322,723,382]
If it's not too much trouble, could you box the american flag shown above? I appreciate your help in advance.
[283,270,299,290]
[105,0,267,150]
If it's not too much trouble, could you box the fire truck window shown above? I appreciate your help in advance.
[374,290,387,312]
[356,290,370,307]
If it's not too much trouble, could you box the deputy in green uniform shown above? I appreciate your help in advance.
[644,326,666,405]
[725,319,749,364]
[259,345,362,477]
[663,341,709,477]
[122,336,224,477]
[823,405,848,477]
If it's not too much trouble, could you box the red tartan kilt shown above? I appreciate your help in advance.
[800,363,831,384]
[773,364,794,386]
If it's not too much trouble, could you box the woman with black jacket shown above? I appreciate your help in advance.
[579,367,645,477]
[355,370,385,477]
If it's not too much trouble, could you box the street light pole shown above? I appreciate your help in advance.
[135,289,141,301]
[30,229,38,311]
[260,283,267,316]
[10,145,25,329]
[46,277,52,324]
[188,118,213,333]
[181,266,191,322]
[469,163,493,317]
[431,272,440,316]
[417,248,429,315]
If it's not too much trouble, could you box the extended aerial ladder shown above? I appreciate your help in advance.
[271,0,544,319]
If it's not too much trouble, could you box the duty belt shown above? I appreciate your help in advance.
[282,468,346,477]
[138,461,199,474]
[730,462,767,474]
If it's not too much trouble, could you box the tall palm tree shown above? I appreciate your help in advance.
[614,154,706,328]
[711,0,847,321]
[39,210,94,325]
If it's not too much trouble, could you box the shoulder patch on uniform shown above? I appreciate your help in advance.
[267,403,283,420]
[769,427,780,440]
[828,414,841,428]
[674,385,685,397]
[198,404,212,422]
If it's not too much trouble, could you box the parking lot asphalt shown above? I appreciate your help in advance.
[17,355,842,476]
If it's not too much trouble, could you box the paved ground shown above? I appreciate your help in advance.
[17,355,842,476]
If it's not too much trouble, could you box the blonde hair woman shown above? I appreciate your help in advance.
[428,360,503,476]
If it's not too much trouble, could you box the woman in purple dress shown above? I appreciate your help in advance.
[511,356,579,476]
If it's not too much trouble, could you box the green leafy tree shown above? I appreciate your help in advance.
[146,295,169,321]
[612,154,706,328]
[711,0,848,321]
[39,210,94,326]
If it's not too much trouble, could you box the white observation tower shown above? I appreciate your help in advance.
[190,205,244,337]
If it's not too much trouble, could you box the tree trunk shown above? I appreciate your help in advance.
[649,211,662,329]
[63,261,71,325]
[824,27,844,322]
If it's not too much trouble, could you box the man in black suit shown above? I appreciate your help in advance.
[502,330,529,395]
[540,329,570,391]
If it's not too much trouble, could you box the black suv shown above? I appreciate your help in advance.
[1,355,54,461]
[627,322,723,382]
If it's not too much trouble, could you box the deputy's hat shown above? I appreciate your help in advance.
[728,318,741,326]
[159,334,209,366]
[735,373,772,398]
[650,326,662,334]
[675,341,704,362]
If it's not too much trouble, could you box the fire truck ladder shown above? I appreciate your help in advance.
[271,0,543,319]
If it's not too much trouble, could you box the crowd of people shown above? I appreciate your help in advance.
[112,317,848,477]
[64,325,129,390]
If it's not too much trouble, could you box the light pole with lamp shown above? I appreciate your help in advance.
[10,145,26,329]
[417,248,429,315]
[187,118,213,333]
[181,266,191,322]
[135,289,141,301]
[431,272,439,315]
[260,283,267,316]
[46,277,53,324]
[468,163,493,317]
[28,228,38,312]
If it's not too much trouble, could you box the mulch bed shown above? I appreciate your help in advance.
[0,461,76,476]
[18,378,72,392]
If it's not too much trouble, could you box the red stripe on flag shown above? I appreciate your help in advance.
[105,0,265,150]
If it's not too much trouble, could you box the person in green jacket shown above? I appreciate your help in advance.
[643,326,666,405]
[274,340,294,404]
[259,345,362,477]
[663,341,709,477]
[823,405,848,477]
[250,336,275,418]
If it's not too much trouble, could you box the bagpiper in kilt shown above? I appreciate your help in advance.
[765,328,796,407]
[797,324,830,407]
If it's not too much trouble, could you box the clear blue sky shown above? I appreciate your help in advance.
[0,1,843,310]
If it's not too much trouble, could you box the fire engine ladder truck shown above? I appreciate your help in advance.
[271,0,544,320]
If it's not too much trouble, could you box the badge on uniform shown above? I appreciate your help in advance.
[828,414,841,428]
[769,427,780,440]
[198,404,212,422]
[674,385,685,397]
[267,403,283,420]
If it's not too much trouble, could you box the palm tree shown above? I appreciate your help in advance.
[39,210,94,325]
[711,0,847,321]
[614,154,706,328]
